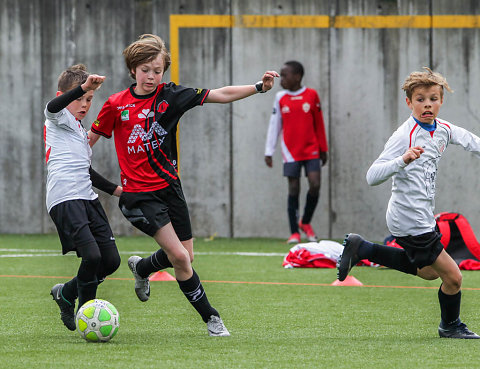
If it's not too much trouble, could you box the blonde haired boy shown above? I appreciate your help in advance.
[89,34,278,336]
[338,67,480,339]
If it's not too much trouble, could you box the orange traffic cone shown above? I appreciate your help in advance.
[149,271,176,281]
[331,275,363,286]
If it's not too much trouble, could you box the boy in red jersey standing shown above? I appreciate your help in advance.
[89,34,278,336]
[264,61,328,244]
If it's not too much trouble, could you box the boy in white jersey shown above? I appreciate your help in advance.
[45,64,122,331]
[338,67,480,339]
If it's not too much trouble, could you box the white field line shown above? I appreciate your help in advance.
[0,249,284,258]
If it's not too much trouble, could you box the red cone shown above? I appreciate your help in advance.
[331,275,363,286]
[149,271,176,281]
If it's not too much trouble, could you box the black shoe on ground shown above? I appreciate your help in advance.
[438,321,480,339]
[337,233,364,281]
[50,283,76,331]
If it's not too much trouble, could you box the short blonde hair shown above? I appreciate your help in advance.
[123,34,171,79]
[402,67,452,100]
[57,64,89,92]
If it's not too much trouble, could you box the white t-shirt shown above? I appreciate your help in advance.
[44,106,97,212]
[366,116,480,237]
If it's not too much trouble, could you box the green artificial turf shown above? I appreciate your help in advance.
[1,234,480,368]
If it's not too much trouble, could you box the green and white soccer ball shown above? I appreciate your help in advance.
[76,299,119,342]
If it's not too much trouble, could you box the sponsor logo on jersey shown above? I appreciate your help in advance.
[93,120,100,127]
[302,102,310,113]
[116,103,136,110]
[121,110,129,121]
[138,109,154,119]
[422,159,437,198]
[195,88,203,95]
[281,106,290,114]
[127,122,168,154]
[291,96,303,100]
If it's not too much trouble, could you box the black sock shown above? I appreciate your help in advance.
[76,242,101,309]
[62,277,78,303]
[357,240,374,259]
[368,243,417,275]
[77,278,98,310]
[288,195,299,234]
[302,192,319,224]
[438,287,461,326]
[177,269,218,323]
[137,249,173,278]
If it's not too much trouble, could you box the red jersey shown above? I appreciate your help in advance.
[265,87,328,162]
[91,83,209,192]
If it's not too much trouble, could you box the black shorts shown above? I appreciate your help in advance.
[283,159,321,178]
[119,181,192,241]
[395,231,444,269]
[49,198,115,255]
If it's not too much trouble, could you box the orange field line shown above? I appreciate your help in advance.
[2,274,480,291]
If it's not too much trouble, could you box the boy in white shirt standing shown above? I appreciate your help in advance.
[338,67,480,339]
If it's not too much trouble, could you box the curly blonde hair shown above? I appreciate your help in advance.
[123,34,171,79]
[402,67,453,100]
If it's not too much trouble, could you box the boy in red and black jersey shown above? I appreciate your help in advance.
[89,34,278,337]
[91,83,209,192]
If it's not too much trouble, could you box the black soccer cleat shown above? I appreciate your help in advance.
[438,321,480,339]
[337,233,364,281]
[50,283,76,331]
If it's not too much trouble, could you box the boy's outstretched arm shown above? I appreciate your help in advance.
[205,70,279,103]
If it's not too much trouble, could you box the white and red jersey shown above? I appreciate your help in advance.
[91,82,209,192]
[367,116,480,237]
[265,86,328,163]
[44,106,97,213]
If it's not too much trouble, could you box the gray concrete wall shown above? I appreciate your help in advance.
[1,0,480,242]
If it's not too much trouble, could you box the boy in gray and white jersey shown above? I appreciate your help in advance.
[44,90,97,212]
[366,115,480,237]
[338,67,480,339]
[45,64,122,332]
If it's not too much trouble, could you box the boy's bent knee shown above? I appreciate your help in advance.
[442,272,463,292]
[78,243,102,266]
[104,254,121,275]
[169,248,191,269]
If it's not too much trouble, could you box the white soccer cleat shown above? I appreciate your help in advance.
[207,315,230,337]
[128,255,150,302]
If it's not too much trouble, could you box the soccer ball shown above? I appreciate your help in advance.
[76,299,119,342]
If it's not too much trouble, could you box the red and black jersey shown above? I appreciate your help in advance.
[91,82,209,192]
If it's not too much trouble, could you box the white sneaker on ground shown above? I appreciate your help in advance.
[207,315,230,337]
[127,255,150,302]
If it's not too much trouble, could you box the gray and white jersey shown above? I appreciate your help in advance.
[366,116,480,237]
[44,105,97,212]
